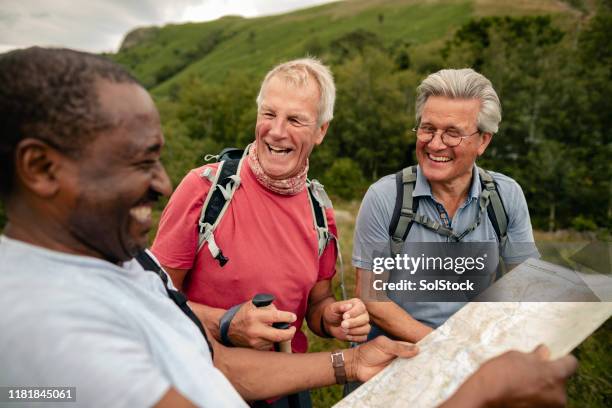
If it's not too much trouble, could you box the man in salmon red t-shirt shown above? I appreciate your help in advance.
[152,59,371,361]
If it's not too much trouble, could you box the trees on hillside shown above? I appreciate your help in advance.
[442,12,610,231]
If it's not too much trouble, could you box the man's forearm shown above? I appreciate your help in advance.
[214,344,349,400]
[187,301,226,341]
[366,301,432,343]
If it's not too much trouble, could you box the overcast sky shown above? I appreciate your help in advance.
[0,0,337,54]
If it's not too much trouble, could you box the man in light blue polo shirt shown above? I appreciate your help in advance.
[353,68,540,343]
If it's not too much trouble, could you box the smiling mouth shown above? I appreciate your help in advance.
[428,153,452,163]
[129,205,152,225]
[266,142,292,155]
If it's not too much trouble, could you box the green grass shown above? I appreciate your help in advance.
[150,1,475,96]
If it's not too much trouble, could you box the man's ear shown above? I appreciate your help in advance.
[477,132,493,156]
[315,122,330,145]
[14,138,64,197]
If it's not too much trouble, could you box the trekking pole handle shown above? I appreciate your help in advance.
[251,293,292,353]
[251,294,292,330]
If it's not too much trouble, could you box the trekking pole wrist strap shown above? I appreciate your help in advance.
[219,303,243,347]
[320,314,334,338]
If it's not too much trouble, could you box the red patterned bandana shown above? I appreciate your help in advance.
[247,141,308,195]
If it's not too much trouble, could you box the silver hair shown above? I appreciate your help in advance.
[415,68,502,134]
[256,57,335,126]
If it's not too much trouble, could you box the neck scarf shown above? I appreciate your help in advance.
[247,141,308,195]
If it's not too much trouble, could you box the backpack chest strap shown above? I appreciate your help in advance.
[389,166,508,255]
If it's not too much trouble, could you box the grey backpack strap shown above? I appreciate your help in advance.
[477,167,508,244]
[307,179,331,257]
[389,166,418,256]
[308,180,347,300]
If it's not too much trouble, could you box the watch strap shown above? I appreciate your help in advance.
[219,303,242,347]
[331,350,347,384]
[320,314,333,338]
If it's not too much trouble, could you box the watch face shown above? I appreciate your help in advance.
[331,350,343,365]
[331,351,347,384]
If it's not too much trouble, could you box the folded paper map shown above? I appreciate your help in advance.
[335,258,612,408]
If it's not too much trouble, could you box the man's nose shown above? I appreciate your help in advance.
[268,117,288,138]
[427,129,447,149]
[152,163,173,197]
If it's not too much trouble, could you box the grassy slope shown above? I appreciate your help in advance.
[110,0,574,99]
[151,1,474,96]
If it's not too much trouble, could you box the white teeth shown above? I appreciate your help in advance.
[130,206,151,223]
[267,143,291,155]
[429,154,452,162]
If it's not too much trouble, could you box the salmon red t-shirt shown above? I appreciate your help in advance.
[152,162,337,353]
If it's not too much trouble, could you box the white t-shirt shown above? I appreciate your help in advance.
[0,236,247,407]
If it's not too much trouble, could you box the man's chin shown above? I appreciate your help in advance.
[261,163,295,180]
[119,234,149,262]
[421,165,449,182]
[128,238,149,256]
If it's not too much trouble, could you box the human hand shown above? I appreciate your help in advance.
[345,336,418,382]
[228,301,296,350]
[322,298,371,342]
[478,345,578,407]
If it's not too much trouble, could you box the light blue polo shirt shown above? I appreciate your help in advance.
[353,164,540,331]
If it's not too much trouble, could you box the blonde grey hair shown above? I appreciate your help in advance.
[256,57,335,126]
[415,68,502,134]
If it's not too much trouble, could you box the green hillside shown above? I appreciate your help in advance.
[111,0,578,97]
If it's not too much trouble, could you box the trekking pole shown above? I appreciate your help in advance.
[252,293,292,353]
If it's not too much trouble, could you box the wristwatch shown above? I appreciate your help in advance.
[331,350,347,384]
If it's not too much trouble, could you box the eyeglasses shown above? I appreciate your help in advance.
[412,124,481,147]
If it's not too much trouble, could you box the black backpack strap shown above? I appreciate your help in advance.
[201,159,240,226]
[135,250,214,358]
[197,156,245,267]
[389,166,419,256]
[477,168,508,244]
[308,186,326,231]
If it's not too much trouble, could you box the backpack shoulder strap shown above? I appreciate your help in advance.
[477,167,508,243]
[135,250,214,357]
[307,179,347,299]
[307,179,331,257]
[197,154,246,266]
[389,165,419,256]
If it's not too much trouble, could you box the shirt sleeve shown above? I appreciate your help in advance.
[317,207,338,281]
[151,167,214,270]
[499,177,541,265]
[352,183,394,271]
[2,294,170,408]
